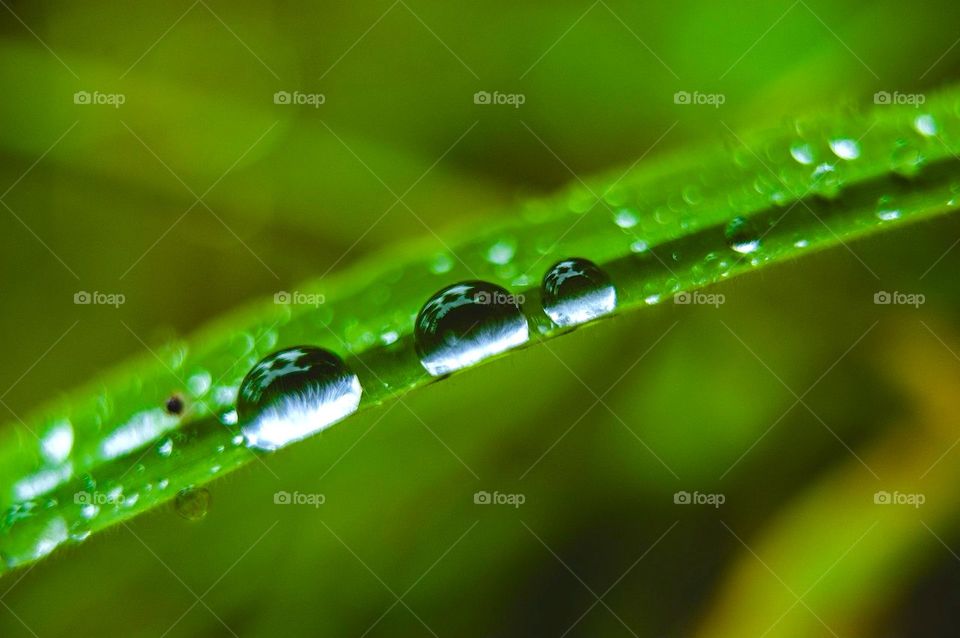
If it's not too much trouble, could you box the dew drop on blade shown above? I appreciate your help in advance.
[725,216,761,254]
[237,346,362,451]
[541,258,617,328]
[175,487,210,521]
[414,281,529,377]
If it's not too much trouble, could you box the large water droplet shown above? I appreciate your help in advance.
[541,258,617,328]
[414,281,529,376]
[725,216,761,254]
[237,346,362,451]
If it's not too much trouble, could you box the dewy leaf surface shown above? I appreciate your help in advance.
[2,87,960,570]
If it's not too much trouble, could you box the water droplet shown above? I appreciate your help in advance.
[40,420,73,465]
[486,239,516,265]
[725,216,761,254]
[810,162,840,198]
[629,240,649,253]
[380,330,399,345]
[613,209,638,229]
[187,371,212,397]
[914,114,937,137]
[157,437,173,457]
[789,141,814,165]
[541,258,617,328]
[175,488,210,521]
[237,346,362,452]
[829,138,860,160]
[414,281,529,376]
[875,196,901,221]
[429,253,454,275]
[70,529,91,542]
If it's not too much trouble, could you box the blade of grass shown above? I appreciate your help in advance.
[2,87,960,571]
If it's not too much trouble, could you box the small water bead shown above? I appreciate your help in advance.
[429,253,454,275]
[380,330,399,345]
[790,141,815,165]
[810,162,840,198]
[414,281,529,376]
[914,114,938,138]
[70,529,92,543]
[237,346,362,451]
[511,273,532,288]
[875,196,901,221]
[613,209,638,229]
[541,258,617,328]
[486,240,516,265]
[829,138,860,160]
[630,239,649,253]
[40,420,73,465]
[157,437,173,457]
[725,216,761,254]
[187,372,212,398]
[175,488,210,521]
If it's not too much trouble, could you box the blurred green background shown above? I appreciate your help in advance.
[2,0,960,635]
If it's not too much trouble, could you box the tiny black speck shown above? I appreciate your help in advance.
[165,395,184,415]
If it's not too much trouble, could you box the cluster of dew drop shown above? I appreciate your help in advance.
[235,256,620,452]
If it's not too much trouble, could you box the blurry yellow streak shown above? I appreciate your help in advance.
[696,317,960,637]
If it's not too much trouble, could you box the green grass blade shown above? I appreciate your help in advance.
[2,87,959,571]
